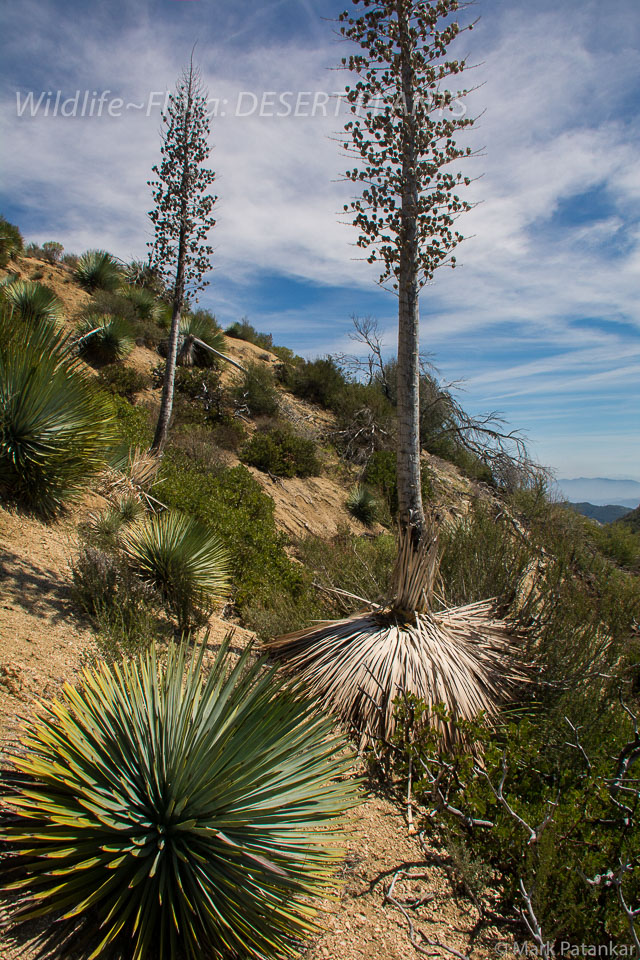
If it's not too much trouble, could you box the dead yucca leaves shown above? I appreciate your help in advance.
[98,444,162,509]
[268,520,525,746]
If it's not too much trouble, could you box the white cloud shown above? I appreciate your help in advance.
[1,0,639,478]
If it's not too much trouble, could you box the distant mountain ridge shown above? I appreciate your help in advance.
[568,502,632,524]
[557,477,640,510]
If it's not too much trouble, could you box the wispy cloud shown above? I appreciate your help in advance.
[1,0,638,479]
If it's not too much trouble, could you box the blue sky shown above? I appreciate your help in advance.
[1,0,639,484]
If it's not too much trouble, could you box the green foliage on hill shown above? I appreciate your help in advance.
[225,317,273,351]
[241,425,321,478]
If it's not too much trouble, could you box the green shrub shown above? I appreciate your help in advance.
[156,453,305,611]
[346,484,379,525]
[87,289,164,347]
[121,510,231,631]
[41,241,63,263]
[332,380,396,462]
[153,363,225,426]
[98,363,150,399]
[297,529,396,614]
[74,249,122,292]
[385,698,640,948]
[241,425,321,478]
[1,279,63,325]
[590,519,640,571]
[438,505,535,610]
[225,317,273,350]
[243,528,397,640]
[2,639,356,960]
[286,356,347,409]
[61,252,79,269]
[0,216,23,267]
[77,314,134,363]
[234,361,279,416]
[211,417,246,451]
[0,317,115,516]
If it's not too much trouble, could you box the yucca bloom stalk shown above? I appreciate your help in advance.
[269,1,524,743]
[2,639,358,960]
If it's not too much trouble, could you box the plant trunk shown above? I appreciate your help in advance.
[151,91,192,453]
[395,1,425,542]
[151,292,182,453]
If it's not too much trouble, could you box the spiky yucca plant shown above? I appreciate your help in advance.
[121,510,230,629]
[84,496,145,548]
[76,315,134,363]
[1,279,63,325]
[74,249,122,292]
[120,284,163,323]
[0,316,115,516]
[346,484,378,526]
[2,639,357,960]
[176,312,227,367]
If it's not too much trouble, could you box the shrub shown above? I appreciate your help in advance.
[385,698,640,948]
[297,529,396,614]
[332,380,396,462]
[120,509,231,630]
[154,363,225,426]
[242,425,321,478]
[286,356,347,408]
[61,252,79,269]
[70,544,156,654]
[41,240,63,263]
[346,484,379,525]
[1,279,63,325]
[2,639,357,960]
[234,361,279,417]
[211,417,246,451]
[77,314,134,363]
[225,317,273,350]
[155,454,305,611]
[98,363,150,399]
[74,249,122,292]
[0,216,23,267]
[590,519,640,571]
[0,317,114,516]
[438,505,535,611]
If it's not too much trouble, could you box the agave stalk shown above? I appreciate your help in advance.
[2,638,358,960]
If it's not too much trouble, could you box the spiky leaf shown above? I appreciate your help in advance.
[2,639,358,960]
